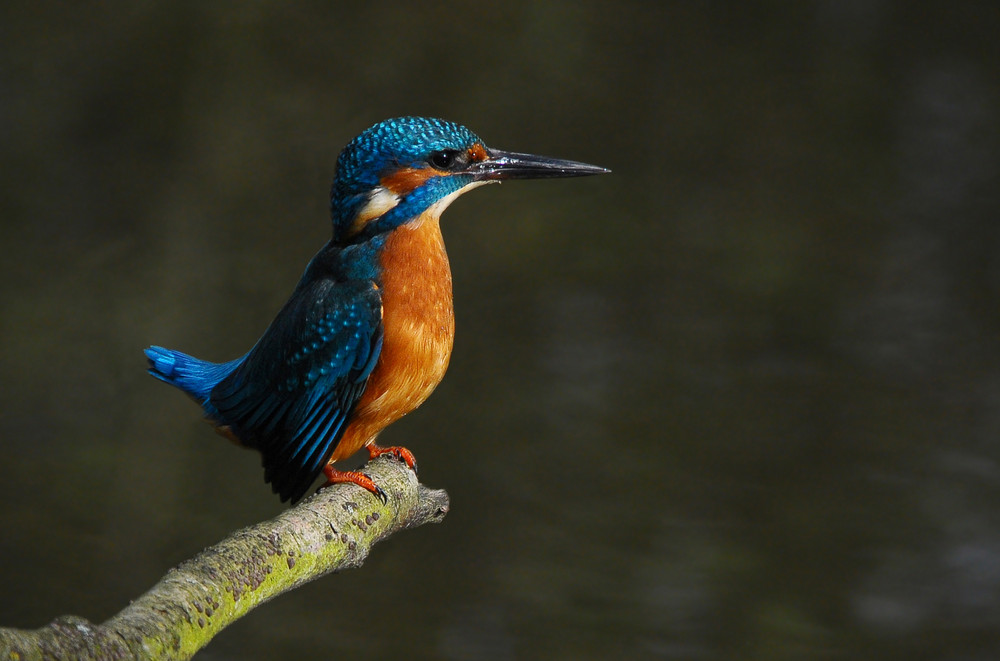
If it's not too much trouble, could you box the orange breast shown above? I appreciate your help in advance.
[328,212,455,461]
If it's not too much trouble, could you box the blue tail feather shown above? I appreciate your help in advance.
[145,345,244,415]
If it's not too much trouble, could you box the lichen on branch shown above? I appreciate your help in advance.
[0,456,449,660]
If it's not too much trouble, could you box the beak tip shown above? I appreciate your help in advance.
[564,163,612,178]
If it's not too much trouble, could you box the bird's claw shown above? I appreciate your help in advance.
[321,465,388,504]
[388,448,418,475]
[367,444,418,474]
[371,480,388,505]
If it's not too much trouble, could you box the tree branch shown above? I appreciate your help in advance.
[0,456,449,660]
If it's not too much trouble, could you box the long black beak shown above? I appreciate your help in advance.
[470,148,610,181]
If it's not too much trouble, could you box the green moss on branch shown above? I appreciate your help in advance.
[0,456,449,660]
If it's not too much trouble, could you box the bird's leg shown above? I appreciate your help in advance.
[366,442,418,474]
[321,465,387,504]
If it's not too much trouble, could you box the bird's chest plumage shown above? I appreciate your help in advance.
[377,216,455,399]
[330,214,454,459]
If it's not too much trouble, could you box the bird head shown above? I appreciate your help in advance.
[330,116,608,243]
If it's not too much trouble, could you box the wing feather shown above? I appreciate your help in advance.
[210,278,383,502]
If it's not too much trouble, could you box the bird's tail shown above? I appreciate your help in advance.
[145,345,242,411]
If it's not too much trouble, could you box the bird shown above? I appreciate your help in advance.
[145,116,609,503]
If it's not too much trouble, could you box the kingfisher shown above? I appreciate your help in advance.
[145,116,608,503]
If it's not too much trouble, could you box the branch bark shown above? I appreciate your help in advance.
[0,456,449,660]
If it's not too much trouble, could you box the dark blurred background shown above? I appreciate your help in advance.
[2,2,1000,659]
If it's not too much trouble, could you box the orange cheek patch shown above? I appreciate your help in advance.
[381,167,435,195]
[468,143,488,162]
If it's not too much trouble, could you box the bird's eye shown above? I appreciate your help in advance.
[429,150,460,170]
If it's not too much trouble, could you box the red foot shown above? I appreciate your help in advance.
[367,443,418,474]
[321,465,387,504]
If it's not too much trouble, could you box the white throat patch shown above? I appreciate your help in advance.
[425,181,492,219]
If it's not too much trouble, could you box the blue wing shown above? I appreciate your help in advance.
[209,278,383,503]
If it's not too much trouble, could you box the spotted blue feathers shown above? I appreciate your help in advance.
[207,275,383,502]
[147,239,384,502]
